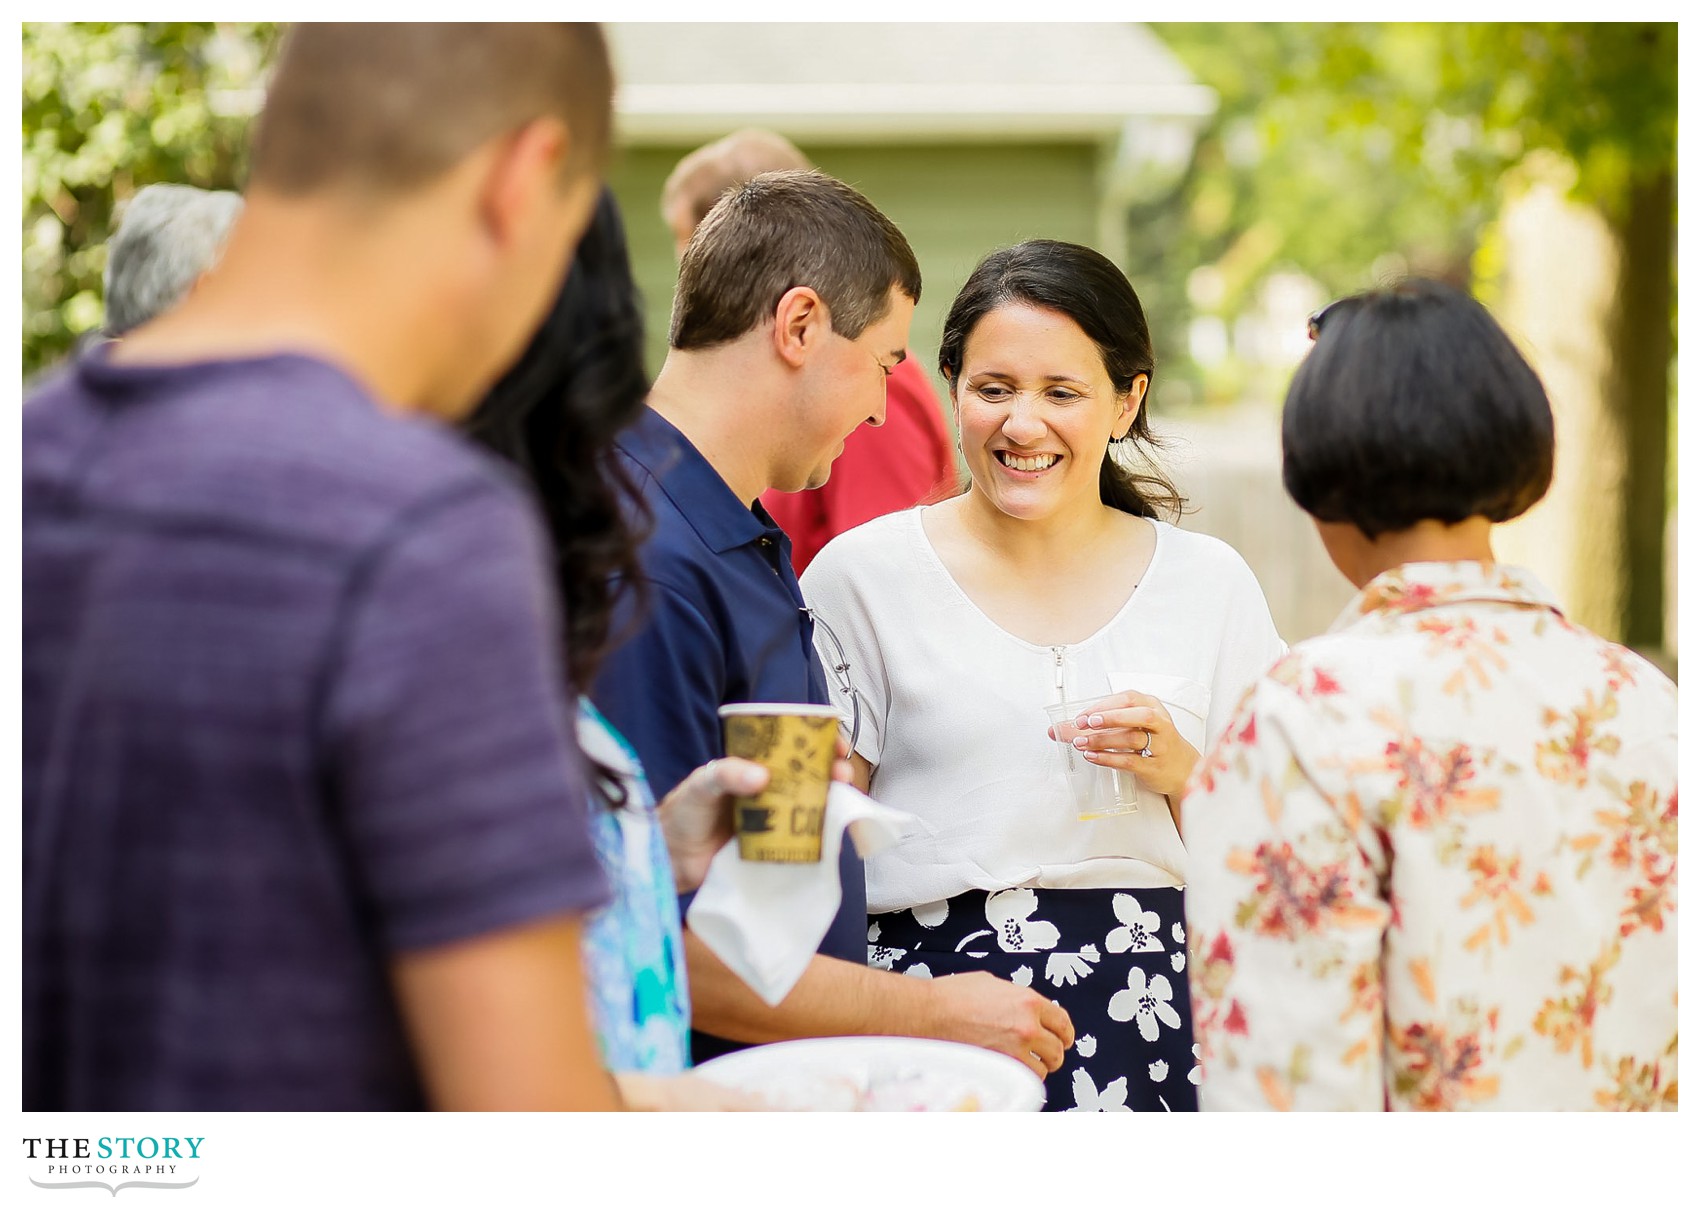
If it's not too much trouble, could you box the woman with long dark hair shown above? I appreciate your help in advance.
[801,240,1284,1111]
[466,190,767,1111]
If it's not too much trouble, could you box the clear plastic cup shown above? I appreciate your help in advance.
[1043,696,1141,821]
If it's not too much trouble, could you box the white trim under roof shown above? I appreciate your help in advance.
[608,22,1215,145]
[616,83,1216,144]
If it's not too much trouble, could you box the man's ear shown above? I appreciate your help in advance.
[771,286,827,369]
[478,116,572,247]
[1112,372,1150,440]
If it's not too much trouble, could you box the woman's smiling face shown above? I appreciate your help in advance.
[953,302,1145,523]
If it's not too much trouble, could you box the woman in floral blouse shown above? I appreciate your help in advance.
[1182,279,1677,1111]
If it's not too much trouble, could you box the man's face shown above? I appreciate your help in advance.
[785,285,915,492]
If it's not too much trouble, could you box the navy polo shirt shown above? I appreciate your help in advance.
[593,408,867,1064]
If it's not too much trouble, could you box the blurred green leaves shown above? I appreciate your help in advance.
[21,21,278,377]
[1144,22,1676,404]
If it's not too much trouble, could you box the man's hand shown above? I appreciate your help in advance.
[656,734,857,894]
[654,757,767,893]
[829,731,854,784]
[920,971,1076,1079]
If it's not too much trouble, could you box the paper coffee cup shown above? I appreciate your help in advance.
[719,703,841,863]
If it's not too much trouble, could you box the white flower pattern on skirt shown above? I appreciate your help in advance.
[911,899,950,928]
[1109,966,1184,1041]
[1044,944,1102,987]
[868,945,905,970]
[1068,1068,1131,1112]
[1105,893,1166,954]
[869,885,1198,1112]
[986,888,1060,952]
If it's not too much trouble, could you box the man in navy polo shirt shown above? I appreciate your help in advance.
[594,171,1074,1074]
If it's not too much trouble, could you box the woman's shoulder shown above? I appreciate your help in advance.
[803,508,925,587]
[1151,519,1263,585]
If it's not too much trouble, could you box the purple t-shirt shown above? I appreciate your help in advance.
[22,350,609,1111]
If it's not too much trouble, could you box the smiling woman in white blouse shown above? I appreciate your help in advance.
[1182,279,1678,1111]
[801,240,1284,1112]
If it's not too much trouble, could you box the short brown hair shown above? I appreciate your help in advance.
[660,128,811,233]
[669,169,921,350]
[250,23,613,195]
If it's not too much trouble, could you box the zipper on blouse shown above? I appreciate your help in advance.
[1051,645,1066,700]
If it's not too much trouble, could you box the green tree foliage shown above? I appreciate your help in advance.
[1149,22,1675,650]
[1145,22,1674,384]
[22,21,278,377]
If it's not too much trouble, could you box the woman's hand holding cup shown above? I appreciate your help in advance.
[1045,690,1200,798]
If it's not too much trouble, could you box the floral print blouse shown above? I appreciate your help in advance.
[1183,563,1677,1111]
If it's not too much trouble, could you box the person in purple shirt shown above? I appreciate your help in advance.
[22,23,746,1113]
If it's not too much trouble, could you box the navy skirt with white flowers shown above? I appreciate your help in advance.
[869,887,1198,1112]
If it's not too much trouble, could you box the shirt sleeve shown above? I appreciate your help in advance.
[799,537,891,769]
[591,578,727,811]
[1204,551,1290,747]
[322,481,608,954]
[1183,667,1391,1111]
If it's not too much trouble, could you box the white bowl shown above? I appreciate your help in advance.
[693,1035,1045,1112]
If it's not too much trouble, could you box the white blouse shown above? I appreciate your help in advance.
[801,508,1286,915]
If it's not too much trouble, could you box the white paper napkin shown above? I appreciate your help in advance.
[685,783,923,1007]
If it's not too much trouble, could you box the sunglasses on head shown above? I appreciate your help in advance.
[1306,300,1340,342]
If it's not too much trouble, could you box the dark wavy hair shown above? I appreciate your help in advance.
[463,189,652,797]
[1283,278,1554,538]
[936,239,1184,520]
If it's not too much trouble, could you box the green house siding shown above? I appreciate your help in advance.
[608,141,1102,410]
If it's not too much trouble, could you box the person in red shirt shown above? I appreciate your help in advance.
[661,129,957,574]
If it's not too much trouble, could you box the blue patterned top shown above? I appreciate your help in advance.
[576,699,692,1074]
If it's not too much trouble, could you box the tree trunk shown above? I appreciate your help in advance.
[1494,172,1624,642]
[1606,168,1675,656]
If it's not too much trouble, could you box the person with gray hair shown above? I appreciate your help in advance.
[102,183,244,336]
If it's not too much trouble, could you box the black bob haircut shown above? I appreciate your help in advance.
[1282,278,1554,539]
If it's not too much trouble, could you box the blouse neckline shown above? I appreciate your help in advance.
[908,506,1166,655]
